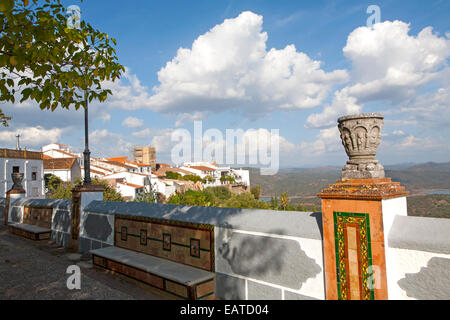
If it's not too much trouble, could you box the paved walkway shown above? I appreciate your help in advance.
[0,225,171,300]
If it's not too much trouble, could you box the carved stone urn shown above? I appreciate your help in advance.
[11,172,24,190]
[337,113,385,179]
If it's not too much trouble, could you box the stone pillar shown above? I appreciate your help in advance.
[69,184,103,252]
[4,173,26,225]
[318,113,408,300]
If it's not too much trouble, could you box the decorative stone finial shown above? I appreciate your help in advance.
[337,113,385,179]
[11,172,25,190]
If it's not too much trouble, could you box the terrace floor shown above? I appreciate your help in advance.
[0,225,171,300]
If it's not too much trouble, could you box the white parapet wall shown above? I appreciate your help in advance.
[387,215,450,300]
[81,201,325,300]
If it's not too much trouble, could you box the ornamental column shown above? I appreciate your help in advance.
[318,113,408,300]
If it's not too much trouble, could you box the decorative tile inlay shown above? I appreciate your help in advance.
[121,226,128,241]
[163,233,171,251]
[190,238,200,258]
[334,211,374,300]
[114,215,214,271]
[140,229,147,246]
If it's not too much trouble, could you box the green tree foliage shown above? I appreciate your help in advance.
[47,177,124,201]
[167,189,214,207]
[0,0,125,124]
[202,175,215,184]
[220,175,236,184]
[91,177,124,202]
[250,184,261,200]
[134,182,158,203]
[269,196,279,210]
[44,173,62,192]
[295,203,308,212]
[48,181,73,199]
[182,174,203,183]
[279,192,290,210]
[167,186,269,209]
[165,171,182,180]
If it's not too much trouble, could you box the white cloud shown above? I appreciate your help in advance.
[122,116,144,128]
[0,126,64,149]
[300,126,341,156]
[89,129,134,157]
[104,11,347,118]
[175,112,205,127]
[392,130,405,136]
[307,20,450,128]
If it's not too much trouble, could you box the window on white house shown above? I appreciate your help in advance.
[32,167,37,181]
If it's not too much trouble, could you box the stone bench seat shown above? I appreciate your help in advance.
[8,223,51,240]
[91,246,215,300]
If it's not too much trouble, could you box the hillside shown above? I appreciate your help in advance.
[248,162,450,218]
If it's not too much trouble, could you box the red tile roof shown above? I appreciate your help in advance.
[187,166,216,171]
[154,167,192,177]
[117,182,145,189]
[44,158,77,170]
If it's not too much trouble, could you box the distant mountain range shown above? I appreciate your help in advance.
[248,162,450,197]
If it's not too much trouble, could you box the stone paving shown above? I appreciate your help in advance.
[0,225,171,300]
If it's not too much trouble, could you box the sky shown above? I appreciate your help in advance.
[1,0,449,168]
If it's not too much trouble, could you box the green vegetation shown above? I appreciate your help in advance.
[165,171,216,184]
[44,173,62,193]
[407,194,450,219]
[165,171,182,180]
[47,177,124,202]
[0,0,124,125]
[220,175,236,184]
[167,186,312,211]
[250,184,261,200]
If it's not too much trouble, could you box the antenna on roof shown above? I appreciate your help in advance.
[15,134,20,150]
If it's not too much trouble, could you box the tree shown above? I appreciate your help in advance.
[48,181,73,199]
[202,175,215,184]
[44,173,62,192]
[0,0,124,124]
[48,177,124,201]
[91,177,124,202]
[165,171,182,180]
[134,182,158,203]
[295,203,307,212]
[269,196,279,210]
[182,174,203,183]
[250,185,261,200]
[279,192,290,210]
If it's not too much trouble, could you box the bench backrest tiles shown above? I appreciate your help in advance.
[23,205,53,229]
[91,215,216,300]
[114,215,214,272]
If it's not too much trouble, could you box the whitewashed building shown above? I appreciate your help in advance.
[44,157,82,184]
[0,148,44,198]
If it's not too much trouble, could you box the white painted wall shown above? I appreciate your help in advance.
[386,247,450,299]
[382,196,408,298]
[215,227,325,300]
[0,158,44,198]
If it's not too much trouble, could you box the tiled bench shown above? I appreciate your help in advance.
[91,246,215,300]
[8,223,51,241]
[8,205,53,241]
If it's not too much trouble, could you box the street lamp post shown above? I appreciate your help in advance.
[83,89,91,185]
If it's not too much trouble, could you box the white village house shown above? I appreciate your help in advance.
[0,148,44,198]
[43,157,82,184]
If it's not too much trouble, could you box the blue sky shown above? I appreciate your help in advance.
[2,0,450,168]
